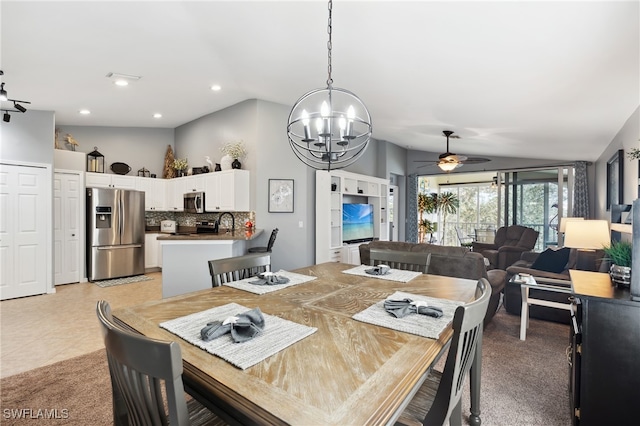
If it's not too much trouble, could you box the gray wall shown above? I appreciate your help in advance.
[594,107,640,220]
[174,99,315,270]
[1,110,55,164]
[55,125,174,178]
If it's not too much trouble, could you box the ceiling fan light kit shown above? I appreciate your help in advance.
[287,0,372,171]
[415,130,490,172]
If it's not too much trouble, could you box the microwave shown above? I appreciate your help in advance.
[184,192,205,213]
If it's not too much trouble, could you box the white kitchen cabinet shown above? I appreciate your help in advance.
[165,178,186,211]
[204,170,250,212]
[183,174,205,193]
[135,177,166,211]
[86,172,136,189]
[144,233,162,269]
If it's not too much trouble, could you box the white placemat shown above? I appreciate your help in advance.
[160,303,317,370]
[352,291,464,339]
[342,265,423,283]
[223,270,317,295]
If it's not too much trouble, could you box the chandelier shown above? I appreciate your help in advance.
[287,0,372,171]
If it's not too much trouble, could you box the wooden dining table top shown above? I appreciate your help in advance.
[113,262,478,425]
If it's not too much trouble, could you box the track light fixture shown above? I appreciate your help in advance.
[0,70,32,122]
[14,102,26,113]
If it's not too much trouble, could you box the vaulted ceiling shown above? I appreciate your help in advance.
[1,1,638,162]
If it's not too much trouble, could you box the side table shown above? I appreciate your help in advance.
[510,273,572,340]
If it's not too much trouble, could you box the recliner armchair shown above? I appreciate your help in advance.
[471,225,539,270]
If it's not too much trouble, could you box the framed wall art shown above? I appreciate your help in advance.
[606,149,624,211]
[268,179,294,213]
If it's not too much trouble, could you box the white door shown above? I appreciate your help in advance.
[54,172,81,285]
[0,164,50,300]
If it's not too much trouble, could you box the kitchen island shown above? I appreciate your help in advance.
[158,229,263,298]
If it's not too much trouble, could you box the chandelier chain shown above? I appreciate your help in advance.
[326,0,333,88]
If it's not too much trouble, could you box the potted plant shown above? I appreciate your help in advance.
[172,158,188,177]
[220,141,247,170]
[603,241,632,287]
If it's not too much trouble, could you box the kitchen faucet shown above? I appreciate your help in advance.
[216,212,235,232]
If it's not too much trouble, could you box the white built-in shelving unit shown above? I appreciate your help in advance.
[316,170,389,264]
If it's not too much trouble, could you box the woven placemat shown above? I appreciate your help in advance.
[342,265,422,283]
[352,291,464,339]
[223,270,317,295]
[92,275,152,288]
[160,303,317,369]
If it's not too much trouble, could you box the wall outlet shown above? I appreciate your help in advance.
[298,221,303,228]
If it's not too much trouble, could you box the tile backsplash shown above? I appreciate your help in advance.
[146,211,254,229]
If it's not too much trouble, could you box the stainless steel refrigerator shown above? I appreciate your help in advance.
[86,187,145,281]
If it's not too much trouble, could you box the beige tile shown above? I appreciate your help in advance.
[0,272,163,378]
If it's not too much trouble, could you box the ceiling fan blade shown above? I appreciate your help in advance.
[461,157,491,164]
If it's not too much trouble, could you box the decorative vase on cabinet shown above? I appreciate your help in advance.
[220,154,233,170]
[232,159,242,169]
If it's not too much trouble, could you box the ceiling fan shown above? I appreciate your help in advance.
[415,130,490,172]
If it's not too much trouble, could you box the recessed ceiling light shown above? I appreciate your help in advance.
[114,80,129,87]
[210,84,222,91]
[79,109,91,115]
[153,113,162,119]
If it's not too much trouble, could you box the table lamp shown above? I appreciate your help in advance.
[558,217,584,247]
[564,220,610,271]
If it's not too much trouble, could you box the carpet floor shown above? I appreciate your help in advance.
[0,307,571,425]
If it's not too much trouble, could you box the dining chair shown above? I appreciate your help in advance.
[369,248,431,273]
[395,278,491,426]
[248,228,279,253]
[208,253,271,287]
[96,300,228,426]
[455,226,474,249]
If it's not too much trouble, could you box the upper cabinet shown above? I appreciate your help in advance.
[135,177,166,211]
[86,172,136,189]
[205,170,250,212]
[86,170,250,212]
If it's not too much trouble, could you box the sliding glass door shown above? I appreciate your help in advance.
[500,167,573,251]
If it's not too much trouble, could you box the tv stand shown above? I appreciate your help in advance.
[316,171,389,264]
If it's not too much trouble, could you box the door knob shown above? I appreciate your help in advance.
[72,234,75,236]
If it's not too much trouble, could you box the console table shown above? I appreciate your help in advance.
[569,270,640,425]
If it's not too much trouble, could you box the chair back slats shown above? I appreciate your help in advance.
[97,300,190,426]
[266,228,279,251]
[369,248,431,273]
[208,253,271,287]
[422,278,491,425]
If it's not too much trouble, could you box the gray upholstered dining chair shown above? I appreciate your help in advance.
[395,278,491,426]
[96,300,228,426]
[208,253,271,287]
[369,248,431,273]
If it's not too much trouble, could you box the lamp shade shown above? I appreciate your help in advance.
[564,220,610,249]
[559,217,584,233]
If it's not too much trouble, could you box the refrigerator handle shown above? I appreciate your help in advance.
[97,244,143,250]
[119,191,124,237]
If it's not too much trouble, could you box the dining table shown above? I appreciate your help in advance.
[113,262,484,425]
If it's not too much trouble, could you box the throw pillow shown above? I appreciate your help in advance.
[531,247,571,273]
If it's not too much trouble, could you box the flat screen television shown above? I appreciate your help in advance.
[342,203,375,244]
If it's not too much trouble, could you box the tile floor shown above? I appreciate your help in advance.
[0,272,163,378]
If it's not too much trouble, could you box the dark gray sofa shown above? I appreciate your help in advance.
[359,241,507,325]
